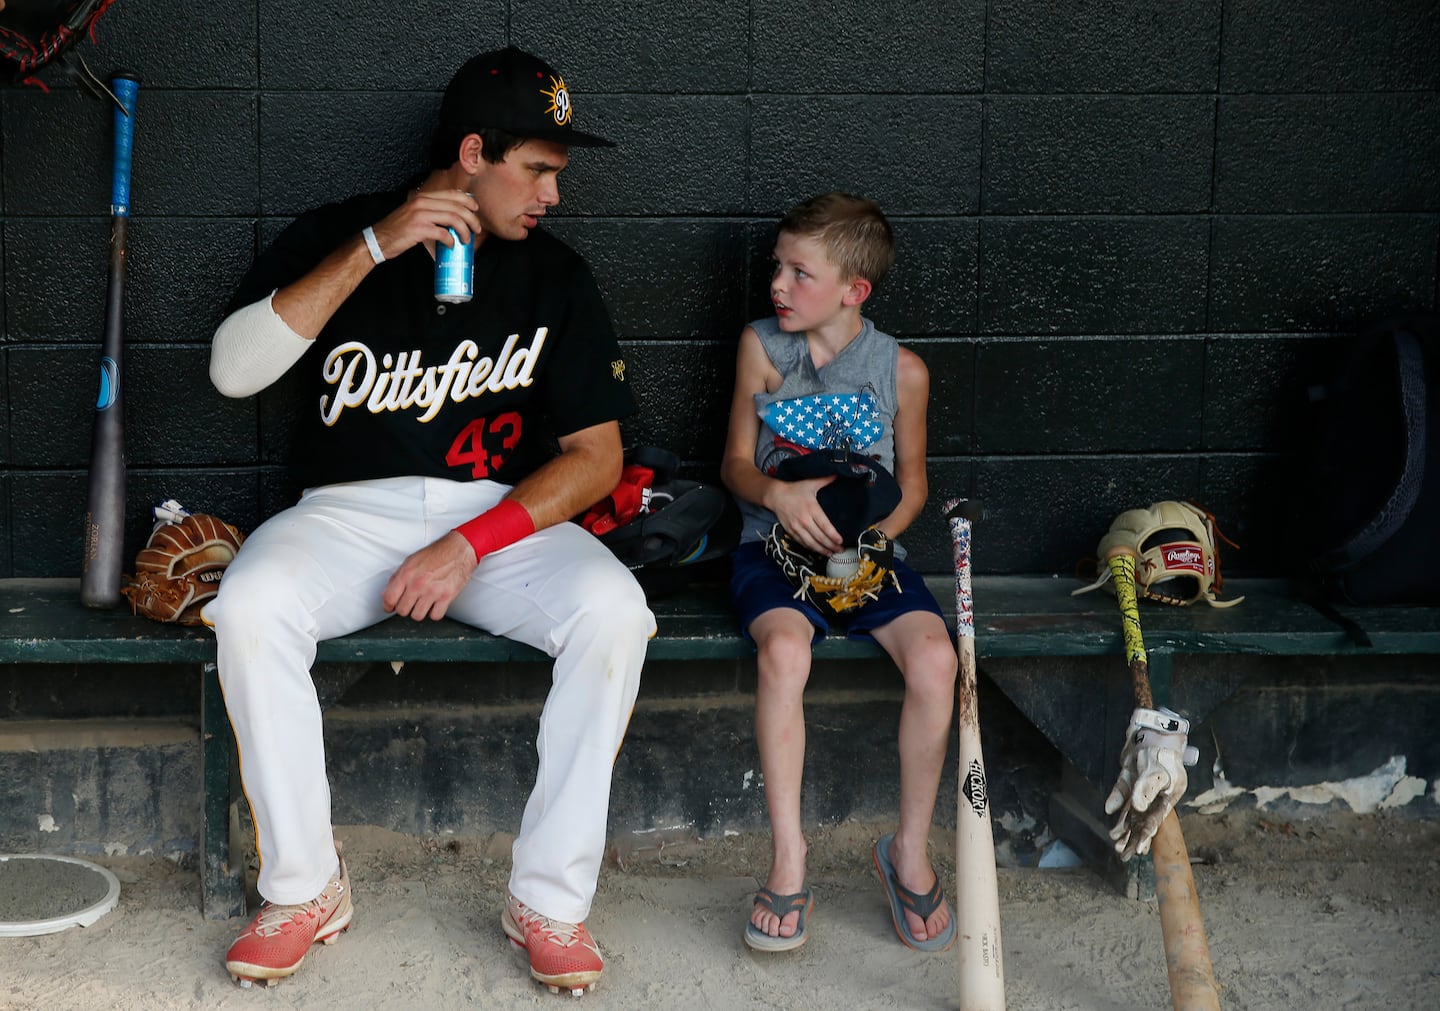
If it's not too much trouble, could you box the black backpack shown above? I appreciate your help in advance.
[1301,312,1439,615]
[580,446,738,595]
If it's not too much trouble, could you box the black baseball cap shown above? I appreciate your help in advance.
[775,450,903,545]
[439,46,614,148]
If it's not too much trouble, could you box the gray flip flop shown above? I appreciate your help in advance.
[872,833,956,953]
[743,885,815,952]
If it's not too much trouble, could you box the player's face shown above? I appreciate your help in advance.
[472,139,569,241]
[770,231,852,333]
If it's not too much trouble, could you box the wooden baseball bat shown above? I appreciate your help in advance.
[944,498,1005,1010]
[1106,550,1221,1011]
[80,72,140,608]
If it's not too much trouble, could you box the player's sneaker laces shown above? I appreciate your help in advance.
[502,892,604,996]
[225,844,353,987]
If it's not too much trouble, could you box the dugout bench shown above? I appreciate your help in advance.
[1,575,1437,918]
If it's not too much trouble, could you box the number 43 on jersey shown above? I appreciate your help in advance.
[446,411,522,478]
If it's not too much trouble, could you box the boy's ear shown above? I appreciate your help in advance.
[842,277,873,307]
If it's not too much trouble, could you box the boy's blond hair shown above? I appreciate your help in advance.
[778,192,895,288]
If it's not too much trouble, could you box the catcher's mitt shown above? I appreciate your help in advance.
[763,522,900,620]
[121,501,245,625]
[1073,500,1243,608]
[0,0,117,96]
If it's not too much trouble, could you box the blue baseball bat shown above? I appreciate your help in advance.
[81,72,140,608]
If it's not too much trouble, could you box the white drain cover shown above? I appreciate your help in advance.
[0,854,121,936]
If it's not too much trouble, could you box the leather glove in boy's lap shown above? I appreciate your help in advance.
[762,523,899,620]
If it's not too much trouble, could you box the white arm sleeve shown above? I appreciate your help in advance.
[209,291,313,398]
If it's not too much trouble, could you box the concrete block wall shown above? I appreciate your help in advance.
[3,5,1440,855]
[3,1,1436,579]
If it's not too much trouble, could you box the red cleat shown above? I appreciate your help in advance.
[225,845,353,987]
[502,891,604,996]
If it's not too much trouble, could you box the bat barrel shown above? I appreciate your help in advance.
[1152,815,1221,1010]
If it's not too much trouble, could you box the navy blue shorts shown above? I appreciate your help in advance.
[729,540,948,644]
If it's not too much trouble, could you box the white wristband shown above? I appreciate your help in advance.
[1130,707,1189,736]
[362,226,385,264]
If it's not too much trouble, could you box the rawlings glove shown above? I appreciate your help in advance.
[1104,707,1200,860]
[763,522,899,620]
[0,0,118,97]
[1073,500,1243,608]
[121,500,245,625]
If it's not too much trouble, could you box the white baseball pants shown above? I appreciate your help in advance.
[204,476,654,923]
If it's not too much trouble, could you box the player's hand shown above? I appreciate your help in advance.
[367,189,482,261]
[382,531,478,621]
[1105,707,1199,860]
[767,476,843,556]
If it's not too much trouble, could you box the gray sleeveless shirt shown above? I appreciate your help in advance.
[737,315,904,554]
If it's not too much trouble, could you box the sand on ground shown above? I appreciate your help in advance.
[1,808,1437,1010]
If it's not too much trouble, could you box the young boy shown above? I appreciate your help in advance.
[721,192,958,953]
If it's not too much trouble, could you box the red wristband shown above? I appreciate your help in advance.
[454,499,535,562]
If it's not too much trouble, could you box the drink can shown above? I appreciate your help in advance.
[435,228,474,303]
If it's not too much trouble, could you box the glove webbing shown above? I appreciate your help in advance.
[789,555,900,613]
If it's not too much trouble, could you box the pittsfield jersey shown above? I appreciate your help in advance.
[227,189,636,488]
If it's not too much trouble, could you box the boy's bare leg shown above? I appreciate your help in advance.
[870,609,959,942]
[749,608,817,939]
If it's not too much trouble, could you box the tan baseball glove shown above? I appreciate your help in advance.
[121,501,245,625]
[1073,500,1243,608]
[762,523,900,620]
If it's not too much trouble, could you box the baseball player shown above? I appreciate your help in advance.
[204,47,654,996]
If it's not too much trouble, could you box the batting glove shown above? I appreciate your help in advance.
[1104,707,1199,861]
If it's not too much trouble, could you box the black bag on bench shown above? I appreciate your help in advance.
[579,446,739,595]
[1301,311,1440,609]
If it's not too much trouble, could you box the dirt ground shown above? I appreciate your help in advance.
[1,808,1437,1010]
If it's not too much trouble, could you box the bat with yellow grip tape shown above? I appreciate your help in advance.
[1106,550,1222,1011]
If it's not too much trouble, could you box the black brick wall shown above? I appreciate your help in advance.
[3,0,1438,579]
